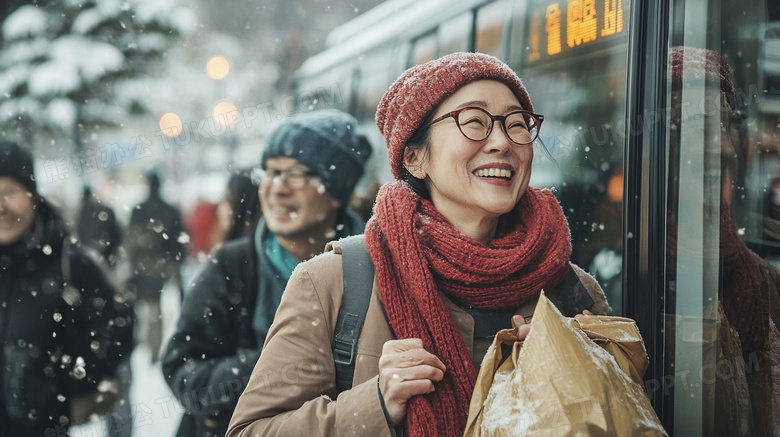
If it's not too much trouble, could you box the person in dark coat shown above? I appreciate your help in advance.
[162,109,372,437]
[77,185,122,268]
[77,185,133,437]
[0,141,134,436]
[125,171,187,363]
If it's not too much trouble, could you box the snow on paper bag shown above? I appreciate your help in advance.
[569,313,649,386]
[464,291,667,437]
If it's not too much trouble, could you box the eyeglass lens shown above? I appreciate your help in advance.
[456,108,539,145]
[261,168,310,189]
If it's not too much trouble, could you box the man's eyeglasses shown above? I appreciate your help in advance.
[251,167,318,190]
[429,107,543,145]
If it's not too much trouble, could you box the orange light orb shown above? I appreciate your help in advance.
[159,112,183,137]
[213,100,239,127]
[206,55,230,80]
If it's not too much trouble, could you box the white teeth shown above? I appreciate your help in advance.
[475,168,513,178]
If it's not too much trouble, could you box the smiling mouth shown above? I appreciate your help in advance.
[269,205,299,219]
[474,168,513,180]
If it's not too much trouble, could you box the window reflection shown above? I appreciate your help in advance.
[438,11,472,56]
[409,32,438,66]
[664,44,780,436]
[475,0,506,57]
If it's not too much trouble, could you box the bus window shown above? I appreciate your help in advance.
[474,0,506,58]
[662,0,780,435]
[438,10,473,56]
[354,50,392,122]
[508,0,630,314]
[409,31,438,67]
[507,1,531,69]
[294,63,353,116]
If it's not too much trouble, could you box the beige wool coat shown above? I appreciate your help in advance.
[227,240,610,437]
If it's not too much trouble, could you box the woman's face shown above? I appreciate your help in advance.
[216,195,234,235]
[405,80,534,227]
[0,177,35,245]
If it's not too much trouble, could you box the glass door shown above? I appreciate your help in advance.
[660,0,780,435]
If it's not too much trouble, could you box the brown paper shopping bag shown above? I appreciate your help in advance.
[464,291,667,437]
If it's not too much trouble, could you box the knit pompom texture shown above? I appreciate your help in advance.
[375,52,534,180]
[668,46,735,110]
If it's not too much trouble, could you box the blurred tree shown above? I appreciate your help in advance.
[196,0,384,93]
[0,0,195,152]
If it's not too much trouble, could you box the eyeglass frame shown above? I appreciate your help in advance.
[251,166,320,190]
[428,107,544,145]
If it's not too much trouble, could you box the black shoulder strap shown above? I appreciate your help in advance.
[61,235,73,285]
[333,234,375,393]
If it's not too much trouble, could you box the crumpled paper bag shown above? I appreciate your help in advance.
[464,291,667,436]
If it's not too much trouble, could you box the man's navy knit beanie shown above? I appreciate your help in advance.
[261,109,372,205]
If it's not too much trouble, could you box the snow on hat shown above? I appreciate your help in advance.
[669,46,736,112]
[261,109,372,206]
[375,52,534,180]
[0,141,36,193]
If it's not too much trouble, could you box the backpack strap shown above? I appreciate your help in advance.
[61,235,73,285]
[333,234,375,393]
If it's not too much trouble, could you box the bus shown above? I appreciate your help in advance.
[293,0,780,435]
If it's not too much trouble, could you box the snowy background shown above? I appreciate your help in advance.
[0,0,383,435]
[0,0,385,210]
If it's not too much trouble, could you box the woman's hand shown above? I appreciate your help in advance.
[574,309,594,319]
[378,338,446,426]
[512,315,531,340]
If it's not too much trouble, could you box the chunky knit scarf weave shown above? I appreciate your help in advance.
[364,182,572,436]
[719,210,770,356]
[668,208,770,356]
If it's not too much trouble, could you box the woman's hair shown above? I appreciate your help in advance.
[403,109,437,200]
[223,169,262,242]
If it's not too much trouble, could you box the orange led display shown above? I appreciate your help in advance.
[546,4,563,55]
[525,0,628,65]
[602,0,624,36]
[567,0,597,47]
[529,12,542,61]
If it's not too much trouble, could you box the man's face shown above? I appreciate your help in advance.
[259,157,341,239]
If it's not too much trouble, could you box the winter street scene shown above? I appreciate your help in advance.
[1,0,780,436]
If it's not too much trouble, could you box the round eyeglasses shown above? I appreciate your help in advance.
[429,107,544,145]
[251,166,318,190]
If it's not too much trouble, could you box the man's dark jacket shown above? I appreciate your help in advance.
[162,212,365,437]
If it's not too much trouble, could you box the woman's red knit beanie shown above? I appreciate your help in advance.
[668,46,736,111]
[375,52,534,180]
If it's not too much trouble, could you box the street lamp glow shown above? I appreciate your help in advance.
[206,55,230,80]
[213,100,239,127]
[159,112,183,137]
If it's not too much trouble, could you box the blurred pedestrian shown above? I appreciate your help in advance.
[163,109,372,437]
[76,183,134,437]
[77,185,122,268]
[185,198,218,261]
[0,141,133,436]
[125,171,187,363]
[212,167,262,249]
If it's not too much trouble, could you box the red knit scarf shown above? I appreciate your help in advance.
[667,208,770,356]
[719,211,770,356]
[364,182,572,436]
